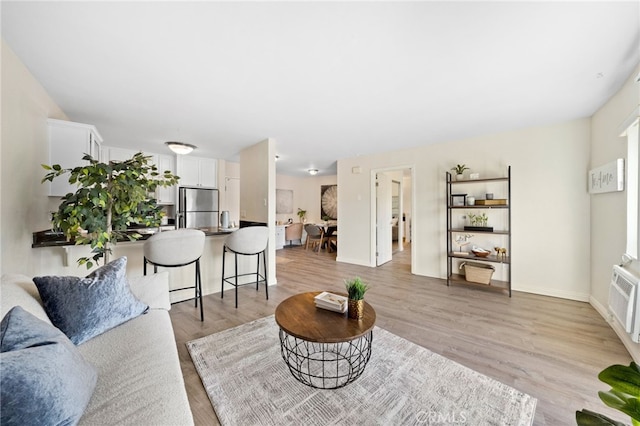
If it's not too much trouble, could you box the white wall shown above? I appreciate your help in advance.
[590,66,640,306]
[338,119,592,300]
[239,139,276,285]
[590,66,640,360]
[275,174,338,224]
[1,39,68,276]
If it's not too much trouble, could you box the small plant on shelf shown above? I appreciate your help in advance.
[345,277,369,319]
[451,164,469,174]
[451,164,470,180]
[468,213,488,227]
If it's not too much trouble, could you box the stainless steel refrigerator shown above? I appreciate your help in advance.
[177,186,219,229]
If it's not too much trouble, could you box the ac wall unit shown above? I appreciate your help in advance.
[609,265,640,342]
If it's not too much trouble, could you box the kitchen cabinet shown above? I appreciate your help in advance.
[155,154,176,204]
[103,146,177,205]
[446,166,511,296]
[47,119,103,197]
[177,156,217,188]
[275,225,285,250]
[104,146,137,163]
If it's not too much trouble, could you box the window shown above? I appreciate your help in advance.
[623,118,639,260]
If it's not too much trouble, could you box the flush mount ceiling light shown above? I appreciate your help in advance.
[165,141,197,155]
[308,169,319,175]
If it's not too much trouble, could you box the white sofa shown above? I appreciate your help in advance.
[0,272,194,425]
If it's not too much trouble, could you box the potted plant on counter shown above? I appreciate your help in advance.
[297,208,307,223]
[345,276,369,320]
[42,152,179,268]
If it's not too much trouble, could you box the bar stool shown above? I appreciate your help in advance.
[143,229,206,321]
[221,226,269,308]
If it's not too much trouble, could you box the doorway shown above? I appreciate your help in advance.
[373,167,414,270]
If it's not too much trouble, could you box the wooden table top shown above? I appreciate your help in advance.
[275,291,376,343]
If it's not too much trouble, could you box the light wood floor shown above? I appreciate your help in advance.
[170,244,632,425]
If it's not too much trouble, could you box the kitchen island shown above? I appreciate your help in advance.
[31,227,262,303]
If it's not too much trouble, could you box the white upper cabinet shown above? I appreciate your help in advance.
[104,146,137,163]
[155,154,176,204]
[177,156,217,188]
[47,119,103,197]
[103,146,177,205]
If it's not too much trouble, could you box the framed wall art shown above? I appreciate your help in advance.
[276,189,293,214]
[320,185,338,219]
[588,159,624,194]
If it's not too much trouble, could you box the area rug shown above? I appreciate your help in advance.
[187,316,536,426]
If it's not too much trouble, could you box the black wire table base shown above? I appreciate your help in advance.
[278,328,373,389]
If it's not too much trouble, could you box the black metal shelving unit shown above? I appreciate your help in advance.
[446,166,511,296]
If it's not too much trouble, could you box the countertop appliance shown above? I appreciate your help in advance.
[178,186,219,229]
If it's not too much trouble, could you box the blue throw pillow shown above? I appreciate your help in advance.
[33,257,148,345]
[0,306,98,425]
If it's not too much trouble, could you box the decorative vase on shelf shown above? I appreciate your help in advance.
[456,174,464,181]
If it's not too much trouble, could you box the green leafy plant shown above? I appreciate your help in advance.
[297,208,307,222]
[345,277,369,300]
[451,164,470,174]
[468,212,488,227]
[42,152,179,268]
[576,362,640,425]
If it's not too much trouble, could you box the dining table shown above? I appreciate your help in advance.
[314,221,337,250]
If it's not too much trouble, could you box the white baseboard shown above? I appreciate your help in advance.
[335,256,373,267]
[514,285,590,302]
[590,295,640,363]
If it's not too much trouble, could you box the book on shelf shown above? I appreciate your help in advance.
[314,292,348,313]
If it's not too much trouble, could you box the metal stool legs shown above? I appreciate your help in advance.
[221,246,268,308]
[144,257,204,321]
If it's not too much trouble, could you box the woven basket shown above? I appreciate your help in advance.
[460,262,495,285]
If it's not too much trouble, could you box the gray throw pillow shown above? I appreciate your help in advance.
[33,256,148,345]
[0,306,98,425]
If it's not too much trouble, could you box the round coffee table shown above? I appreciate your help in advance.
[275,291,376,389]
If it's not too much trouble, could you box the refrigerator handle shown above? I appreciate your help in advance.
[177,188,186,229]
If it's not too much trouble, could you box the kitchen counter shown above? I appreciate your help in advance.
[32,227,235,248]
[30,226,267,302]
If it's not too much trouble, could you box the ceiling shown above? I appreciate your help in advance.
[2,2,639,177]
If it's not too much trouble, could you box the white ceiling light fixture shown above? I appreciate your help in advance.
[308,168,319,175]
[165,141,197,155]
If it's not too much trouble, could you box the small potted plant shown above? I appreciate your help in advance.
[451,164,470,181]
[297,208,307,223]
[345,276,369,319]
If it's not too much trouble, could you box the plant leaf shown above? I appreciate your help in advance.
[576,409,628,426]
[600,364,640,397]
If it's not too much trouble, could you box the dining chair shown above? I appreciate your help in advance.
[284,223,303,247]
[304,224,325,253]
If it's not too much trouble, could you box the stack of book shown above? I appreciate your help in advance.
[314,292,348,313]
